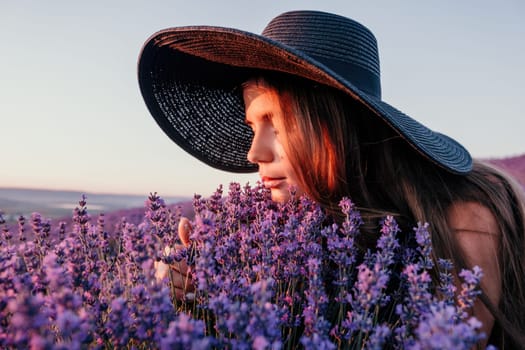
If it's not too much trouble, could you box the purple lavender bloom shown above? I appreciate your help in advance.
[55,309,82,342]
[17,215,26,242]
[1,223,13,243]
[376,215,400,266]
[30,212,42,234]
[355,263,390,308]
[246,280,282,350]
[397,264,433,321]
[72,194,91,238]
[161,313,212,350]
[300,257,333,349]
[145,192,182,245]
[300,333,336,350]
[457,266,483,319]
[366,324,391,350]
[5,292,54,348]
[57,221,67,241]
[409,301,484,350]
[437,258,456,302]
[335,216,400,345]
[105,297,132,346]
[414,222,433,270]
[325,198,362,269]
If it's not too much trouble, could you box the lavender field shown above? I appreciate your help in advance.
[1,185,489,349]
[0,154,523,349]
[487,153,525,187]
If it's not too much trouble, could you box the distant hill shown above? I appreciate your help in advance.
[486,153,525,187]
[0,187,188,224]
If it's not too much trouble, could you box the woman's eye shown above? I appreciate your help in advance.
[261,114,280,135]
[244,121,255,132]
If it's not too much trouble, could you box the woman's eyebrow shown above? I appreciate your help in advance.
[244,112,274,125]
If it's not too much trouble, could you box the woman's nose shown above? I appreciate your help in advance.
[247,130,273,164]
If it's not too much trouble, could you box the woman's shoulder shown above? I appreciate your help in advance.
[446,201,500,288]
[447,200,502,344]
[447,201,499,236]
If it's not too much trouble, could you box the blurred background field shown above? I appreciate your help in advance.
[0,187,190,225]
[1,154,523,226]
[488,154,525,186]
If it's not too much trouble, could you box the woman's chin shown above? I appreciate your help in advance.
[270,189,291,203]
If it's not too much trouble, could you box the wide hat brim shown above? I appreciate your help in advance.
[138,21,472,174]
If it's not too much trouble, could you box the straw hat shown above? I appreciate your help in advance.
[138,10,472,174]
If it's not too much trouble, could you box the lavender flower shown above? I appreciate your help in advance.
[437,258,456,302]
[408,301,484,350]
[414,222,433,270]
[325,198,362,268]
[161,314,211,350]
[457,266,483,319]
[5,292,53,348]
[0,185,490,349]
[300,257,333,350]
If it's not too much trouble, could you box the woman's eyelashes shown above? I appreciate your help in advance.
[245,113,278,134]
[261,114,282,136]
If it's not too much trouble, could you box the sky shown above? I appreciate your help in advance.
[1,0,524,198]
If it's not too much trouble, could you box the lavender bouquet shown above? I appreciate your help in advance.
[0,183,489,349]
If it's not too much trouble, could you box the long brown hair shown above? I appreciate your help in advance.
[254,73,525,348]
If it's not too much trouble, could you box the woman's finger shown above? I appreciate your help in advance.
[170,259,190,274]
[173,287,195,302]
[155,244,188,280]
[170,274,194,290]
[154,260,170,280]
[170,266,195,295]
[178,217,192,247]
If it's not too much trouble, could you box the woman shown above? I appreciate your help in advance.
[138,10,525,348]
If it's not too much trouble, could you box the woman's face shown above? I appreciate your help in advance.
[243,82,304,203]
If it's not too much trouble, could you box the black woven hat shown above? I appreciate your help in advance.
[138,10,472,174]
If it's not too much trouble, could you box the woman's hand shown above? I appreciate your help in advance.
[154,217,195,301]
[178,217,192,246]
[168,245,194,300]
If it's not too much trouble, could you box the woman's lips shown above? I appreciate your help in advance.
[261,176,286,189]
